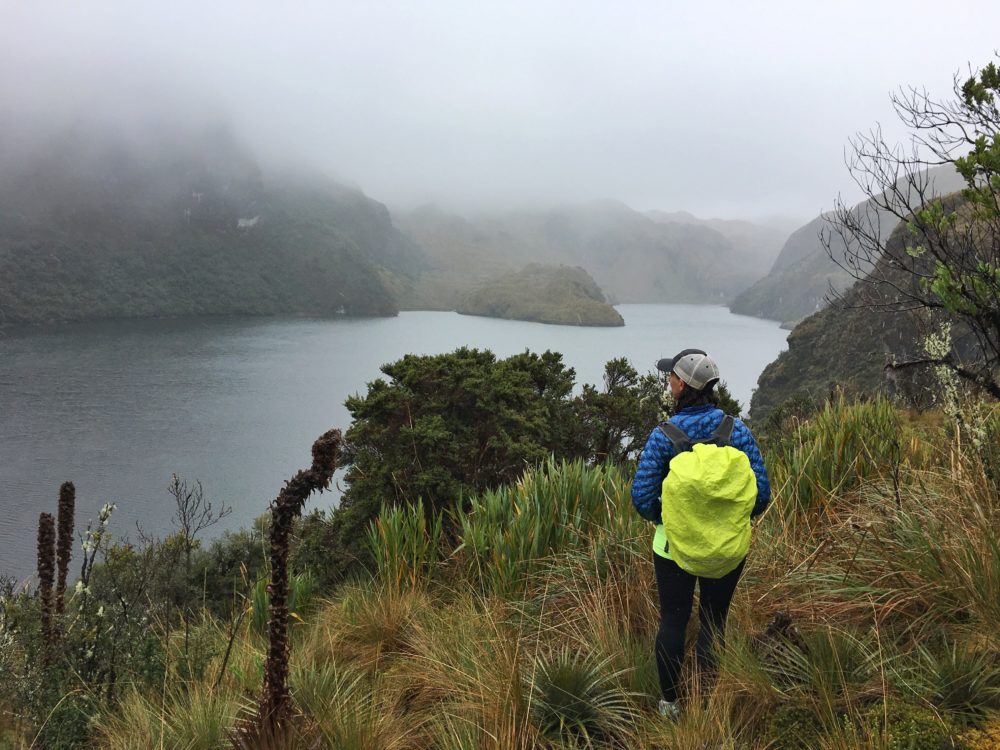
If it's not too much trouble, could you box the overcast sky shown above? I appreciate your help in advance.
[2,1,998,223]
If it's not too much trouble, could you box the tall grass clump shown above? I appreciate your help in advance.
[452,458,643,596]
[369,499,444,590]
[528,647,639,747]
[290,661,413,749]
[774,435,1000,634]
[765,394,933,517]
[97,685,240,750]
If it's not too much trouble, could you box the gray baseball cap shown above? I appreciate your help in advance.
[657,349,720,390]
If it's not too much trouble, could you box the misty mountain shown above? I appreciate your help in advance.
[393,201,776,308]
[749,192,982,420]
[645,210,788,274]
[729,166,965,327]
[456,264,624,327]
[0,125,413,326]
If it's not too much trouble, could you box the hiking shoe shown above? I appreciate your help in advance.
[658,699,680,722]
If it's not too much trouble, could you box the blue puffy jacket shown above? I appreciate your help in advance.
[631,404,770,524]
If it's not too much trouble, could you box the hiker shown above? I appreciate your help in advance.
[631,349,770,721]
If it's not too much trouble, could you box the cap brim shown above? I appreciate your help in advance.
[657,348,707,374]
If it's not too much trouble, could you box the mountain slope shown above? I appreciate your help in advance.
[730,166,965,326]
[394,201,775,308]
[645,209,789,274]
[749,193,984,419]
[0,126,407,326]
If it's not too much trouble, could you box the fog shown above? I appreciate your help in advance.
[2,1,998,223]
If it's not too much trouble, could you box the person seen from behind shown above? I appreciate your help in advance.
[630,349,770,721]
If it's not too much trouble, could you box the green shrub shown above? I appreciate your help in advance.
[452,459,638,596]
[766,705,826,750]
[862,699,954,750]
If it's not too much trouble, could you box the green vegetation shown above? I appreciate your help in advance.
[752,58,1000,412]
[0,128,405,327]
[394,201,772,310]
[456,264,624,327]
[321,350,660,583]
[3,377,1000,748]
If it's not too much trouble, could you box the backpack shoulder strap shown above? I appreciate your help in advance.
[658,422,692,453]
[710,415,736,446]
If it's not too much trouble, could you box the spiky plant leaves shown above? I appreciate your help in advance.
[757,626,880,717]
[290,661,413,750]
[368,498,444,590]
[529,648,638,747]
[250,572,317,638]
[909,639,1000,720]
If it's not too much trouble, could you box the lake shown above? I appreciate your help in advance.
[0,304,787,582]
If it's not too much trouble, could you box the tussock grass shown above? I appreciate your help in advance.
[85,397,1000,749]
[96,684,240,750]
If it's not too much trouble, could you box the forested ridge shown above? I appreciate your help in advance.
[0,128,408,326]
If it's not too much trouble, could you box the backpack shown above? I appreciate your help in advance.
[658,416,757,578]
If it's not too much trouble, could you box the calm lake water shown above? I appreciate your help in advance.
[0,305,786,582]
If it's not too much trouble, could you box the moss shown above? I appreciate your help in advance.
[863,700,956,750]
[766,705,826,750]
[960,716,1000,750]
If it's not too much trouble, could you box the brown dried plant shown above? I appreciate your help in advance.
[55,481,75,616]
[234,428,342,746]
[36,512,56,650]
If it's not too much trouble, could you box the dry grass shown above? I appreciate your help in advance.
[84,398,1000,749]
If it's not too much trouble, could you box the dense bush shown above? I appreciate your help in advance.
[320,350,664,584]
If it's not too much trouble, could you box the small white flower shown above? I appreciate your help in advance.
[96,605,104,618]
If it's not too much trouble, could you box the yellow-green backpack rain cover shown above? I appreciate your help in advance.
[660,440,756,579]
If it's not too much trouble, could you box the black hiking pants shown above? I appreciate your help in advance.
[653,552,745,702]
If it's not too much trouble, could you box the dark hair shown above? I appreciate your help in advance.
[674,381,719,412]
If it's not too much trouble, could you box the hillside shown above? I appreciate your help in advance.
[456,264,624,326]
[0,126,412,326]
[4,400,998,749]
[749,194,984,420]
[730,166,965,327]
[645,209,789,274]
[393,201,777,309]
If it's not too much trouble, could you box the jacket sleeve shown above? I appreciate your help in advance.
[630,427,674,523]
[731,418,771,517]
